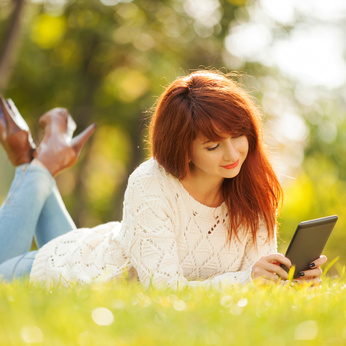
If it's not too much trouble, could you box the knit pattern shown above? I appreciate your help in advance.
[30,159,276,288]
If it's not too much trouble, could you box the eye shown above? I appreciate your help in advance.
[206,144,220,151]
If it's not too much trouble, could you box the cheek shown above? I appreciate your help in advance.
[244,142,249,156]
[194,151,220,168]
[190,149,209,166]
[236,138,249,155]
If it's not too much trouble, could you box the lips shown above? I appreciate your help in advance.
[221,159,239,169]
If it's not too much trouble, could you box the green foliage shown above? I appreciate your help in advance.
[0,1,345,270]
[1,277,346,345]
[276,93,346,270]
[0,0,238,226]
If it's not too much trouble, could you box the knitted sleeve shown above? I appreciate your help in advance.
[122,168,184,288]
[181,225,277,288]
[241,223,277,271]
[122,164,266,289]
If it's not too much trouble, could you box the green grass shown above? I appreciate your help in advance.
[1,275,346,346]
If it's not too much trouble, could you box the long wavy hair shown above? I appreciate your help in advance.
[149,70,282,243]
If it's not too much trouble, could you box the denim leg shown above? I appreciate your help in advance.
[0,164,55,263]
[35,182,76,247]
[0,251,37,282]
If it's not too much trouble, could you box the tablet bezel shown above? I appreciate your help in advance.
[281,215,338,278]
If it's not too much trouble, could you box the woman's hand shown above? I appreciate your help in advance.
[251,253,291,284]
[294,255,327,286]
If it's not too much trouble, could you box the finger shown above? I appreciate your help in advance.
[252,265,282,282]
[264,263,290,280]
[263,253,292,269]
[260,255,291,278]
[309,255,327,269]
[298,267,323,279]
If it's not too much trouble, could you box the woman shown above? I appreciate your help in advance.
[0,70,326,287]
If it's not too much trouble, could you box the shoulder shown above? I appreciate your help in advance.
[129,158,164,180]
[128,158,174,190]
[126,158,178,202]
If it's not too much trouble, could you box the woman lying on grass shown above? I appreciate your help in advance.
[0,70,326,288]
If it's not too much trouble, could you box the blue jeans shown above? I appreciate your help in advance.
[0,163,76,281]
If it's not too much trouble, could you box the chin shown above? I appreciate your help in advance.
[223,168,242,179]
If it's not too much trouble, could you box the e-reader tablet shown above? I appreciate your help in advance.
[281,215,338,278]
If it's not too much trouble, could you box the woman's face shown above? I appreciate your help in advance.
[189,133,249,183]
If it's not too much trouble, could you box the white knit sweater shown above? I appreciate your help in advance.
[30,158,276,288]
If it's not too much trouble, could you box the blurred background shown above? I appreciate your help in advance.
[1,0,345,273]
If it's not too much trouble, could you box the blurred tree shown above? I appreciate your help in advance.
[0,0,244,226]
[221,0,346,271]
[0,0,26,91]
[1,0,344,270]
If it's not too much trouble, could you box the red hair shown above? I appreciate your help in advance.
[149,70,282,243]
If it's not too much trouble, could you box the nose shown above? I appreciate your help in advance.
[223,139,239,162]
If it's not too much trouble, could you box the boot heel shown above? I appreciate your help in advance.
[0,95,36,165]
[71,123,97,156]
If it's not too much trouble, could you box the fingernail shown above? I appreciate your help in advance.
[299,272,305,277]
[309,263,316,268]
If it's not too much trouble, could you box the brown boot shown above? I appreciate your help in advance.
[34,108,96,177]
[0,95,36,166]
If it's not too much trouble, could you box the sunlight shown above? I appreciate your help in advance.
[225,23,272,62]
[275,112,308,142]
[183,0,221,27]
[224,1,346,89]
[293,0,346,21]
[273,25,346,88]
[260,0,295,25]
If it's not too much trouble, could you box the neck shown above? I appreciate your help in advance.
[180,172,224,208]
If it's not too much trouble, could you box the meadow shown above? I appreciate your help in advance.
[1,272,346,346]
